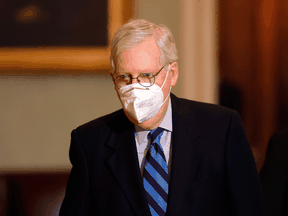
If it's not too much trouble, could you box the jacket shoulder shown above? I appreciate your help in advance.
[267,126,288,153]
[272,126,288,140]
[172,94,237,119]
[171,94,242,136]
[73,109,131,138]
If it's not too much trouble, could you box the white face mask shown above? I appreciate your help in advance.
[118,65,171,123]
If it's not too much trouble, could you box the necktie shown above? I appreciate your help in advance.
[143,127,169,216]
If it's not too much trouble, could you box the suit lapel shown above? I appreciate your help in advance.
[105,114,150,216]
[166,94,203,216]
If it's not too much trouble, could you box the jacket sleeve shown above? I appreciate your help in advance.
[226,111,268,216]
[59,129,90,216]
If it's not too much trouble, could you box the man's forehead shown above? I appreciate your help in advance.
[117,43,161,72]
[117,57,161,73]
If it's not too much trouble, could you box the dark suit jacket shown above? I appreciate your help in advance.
[260,127,288,216]
[60,94,267,216]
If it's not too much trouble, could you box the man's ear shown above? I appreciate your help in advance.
[170,62,179,87]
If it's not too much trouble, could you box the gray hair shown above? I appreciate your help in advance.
[110,19,178,74]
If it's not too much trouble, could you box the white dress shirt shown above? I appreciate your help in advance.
[134,98,173,179]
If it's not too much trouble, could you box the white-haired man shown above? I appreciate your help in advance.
[60,19,267,216]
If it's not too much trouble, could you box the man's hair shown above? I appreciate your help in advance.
[110,19,178,74]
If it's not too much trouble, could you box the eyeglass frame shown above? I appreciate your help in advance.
[112,63,171,89]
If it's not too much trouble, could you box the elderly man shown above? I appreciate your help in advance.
[60,19,267,216]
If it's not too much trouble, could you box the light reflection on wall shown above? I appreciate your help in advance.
[15,5,48,24]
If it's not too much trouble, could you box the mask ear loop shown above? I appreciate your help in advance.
[159,63,172,107]
[161,86,172,106]
[160,64,171,90]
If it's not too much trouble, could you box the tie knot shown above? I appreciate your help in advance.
[148,127,165,144]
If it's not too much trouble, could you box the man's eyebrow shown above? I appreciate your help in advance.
[116,68,155,75]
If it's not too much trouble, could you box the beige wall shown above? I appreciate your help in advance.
[180,0,219,103]
[0,74,121,169]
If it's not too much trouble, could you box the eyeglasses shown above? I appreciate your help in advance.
[112,65,166,88]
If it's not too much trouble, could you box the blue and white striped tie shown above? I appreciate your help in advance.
[143,127,168,216]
